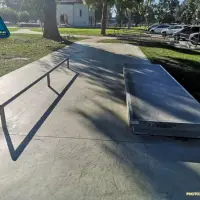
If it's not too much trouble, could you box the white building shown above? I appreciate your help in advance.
[57,0,95,27]
[0,1,4,8]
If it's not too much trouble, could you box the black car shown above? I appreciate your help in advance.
[189,32,200,45]
[174,26,200,41]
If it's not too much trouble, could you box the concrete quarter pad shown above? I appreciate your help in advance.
[124,63,200,138]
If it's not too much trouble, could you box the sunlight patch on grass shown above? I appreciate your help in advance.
[0,34,84,77]
[31,27,145,36]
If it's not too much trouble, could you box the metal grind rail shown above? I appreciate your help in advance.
[0,58,70,110]
[0,57,78,161]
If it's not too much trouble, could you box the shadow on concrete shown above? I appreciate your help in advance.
[42,43,150,106]
[73,99,200,199]
[0,72,79,161]
[48,85,60,95]
[49,43,200,122]
[51,42,200,199]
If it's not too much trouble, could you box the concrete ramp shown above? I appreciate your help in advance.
[124,63,200,138]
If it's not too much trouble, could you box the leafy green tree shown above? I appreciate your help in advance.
[115,0,127,27]
[0,7,18,23]
[21,0,61,40]
[178,0,199,24]
[153,0,179,23]
[94,3,103,24]
[3,0,22,11]
[84,0,115,35]
[115,0,150,28]
[17,11,30,22]
[22,0,44,22]
[196,0,200,24]
[123,0,136,28]
[146,0,199,24]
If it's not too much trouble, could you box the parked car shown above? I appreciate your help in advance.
[17,21,41,27]
[147,24,158,31]
[161,25,188,36]
[4,21,11,26]
[59,24,70,28]
[174,26,200,41]
[149,24,171,33]
[189,32,200,45]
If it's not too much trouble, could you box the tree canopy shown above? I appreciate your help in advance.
[83,0,115,34]
[1,0,200,39]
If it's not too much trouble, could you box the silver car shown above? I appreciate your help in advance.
[161,25,188,36]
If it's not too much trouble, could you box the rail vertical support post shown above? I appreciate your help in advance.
[0,105,3,116]
[0,106,6,127]
[47,74,50,87]
[67,58,69,69]
[1,58,68,108]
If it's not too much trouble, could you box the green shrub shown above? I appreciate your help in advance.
[17,11,31,22]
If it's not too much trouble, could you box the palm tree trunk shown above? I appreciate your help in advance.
[101,1,108,35]
[43,0,61,41]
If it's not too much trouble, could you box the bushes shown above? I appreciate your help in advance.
[0,8,31,23]
[17,11,31,22]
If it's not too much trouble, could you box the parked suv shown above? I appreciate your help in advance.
[149,24,171,33]
[174,26,200,41]
[161,25,188,36]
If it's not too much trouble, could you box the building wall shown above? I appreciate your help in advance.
[57,4,74,25]
[73,4,89,27]
[57,3,95,27]
[0,1,4,8]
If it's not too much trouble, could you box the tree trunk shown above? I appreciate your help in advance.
[101,1,108,35]
[43,0,61,41]
[119,11,123,27]
[95,9,97,27]
[127,10,132,29]
[135,12,140,27]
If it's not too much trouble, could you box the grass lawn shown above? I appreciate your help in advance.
[8,27,20,32]
[99,38,200,101]
[141,43,200,99]
[31,27,146,36]
[0,34,85,77]
[98,39,132,43]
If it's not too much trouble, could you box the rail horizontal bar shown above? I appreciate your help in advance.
[1,58,69,108]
